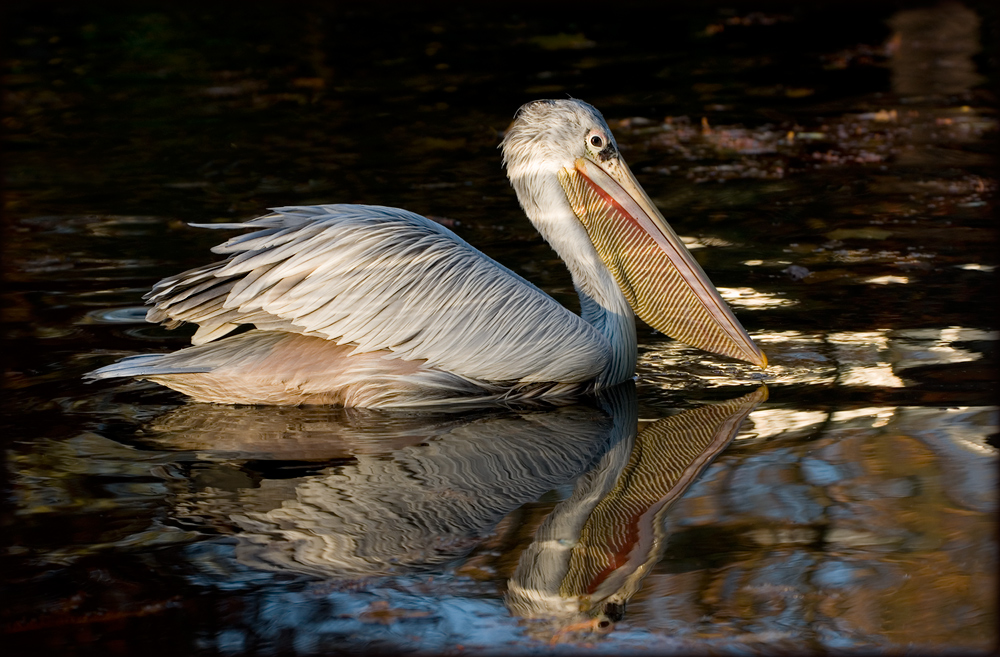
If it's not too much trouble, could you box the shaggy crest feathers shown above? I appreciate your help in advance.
[501,99,618,174]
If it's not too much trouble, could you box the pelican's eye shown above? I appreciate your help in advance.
[586,129,615,161]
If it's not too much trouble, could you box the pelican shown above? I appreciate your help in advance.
[87,99,766,406]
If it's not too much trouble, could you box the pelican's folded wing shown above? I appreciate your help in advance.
[145,204,609,384]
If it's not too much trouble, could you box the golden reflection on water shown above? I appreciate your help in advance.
[862,275,908,284]
[740,408,829,440]
[718,287,796,309]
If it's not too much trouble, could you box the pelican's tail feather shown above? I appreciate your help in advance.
[84,354,212,381]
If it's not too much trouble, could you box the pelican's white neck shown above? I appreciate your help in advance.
[508,164,636,387]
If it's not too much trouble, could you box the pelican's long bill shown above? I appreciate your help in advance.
[558,156,767,368]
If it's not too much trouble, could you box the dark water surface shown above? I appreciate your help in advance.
[3,2,997,655]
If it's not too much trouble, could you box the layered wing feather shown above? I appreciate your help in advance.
[145,205,609,385]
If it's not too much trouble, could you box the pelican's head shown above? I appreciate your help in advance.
[502,99,620,182]
[502,99,767,369]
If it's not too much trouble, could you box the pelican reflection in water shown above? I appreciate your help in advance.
[88,100,765,406]
[506,386,766,641]
[152,383,766,640]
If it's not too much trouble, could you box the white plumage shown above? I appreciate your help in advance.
[152,205,608,382]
